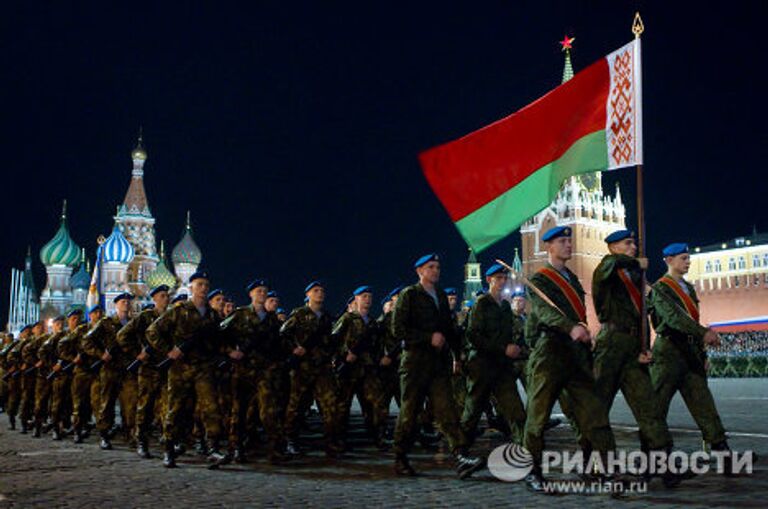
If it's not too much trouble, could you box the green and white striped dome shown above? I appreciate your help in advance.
[146,241,178,290]
[40,201,81,267]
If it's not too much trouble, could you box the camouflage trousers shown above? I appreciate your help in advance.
[20,372,36,424]
[97,367,126,434]
[217,370,233,436]
[593,331,672,450]
[461,355,526,446]
[379,365,401,410]
[393,347,466,456]
[523,336,615,466]
[50,374,72,428]
[71,369,99,432]
[135,366,166,443]
[33,374,51,425]
[337,365,388,439]
[452,372,468,416]
[229,363,285,451]
[650,336,727,445]
[163,361,222,443]
[285,364,341,443]
[5,376,21,418]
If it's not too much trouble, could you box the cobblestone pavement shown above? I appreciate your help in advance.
[0,379,765,508]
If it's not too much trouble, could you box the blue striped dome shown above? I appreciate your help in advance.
[40,203,81,267]
[102,225,135,263]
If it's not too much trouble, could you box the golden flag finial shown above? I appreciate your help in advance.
[633,12,645,39]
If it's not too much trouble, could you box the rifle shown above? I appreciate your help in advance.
[156,331,204,370]
[2,367,17,381]
[89,347,115,372]
[335,322,376,378]
[286,323,328,371]
[23,365,38,376]
[45,360,73,381]
[126,344,156,374]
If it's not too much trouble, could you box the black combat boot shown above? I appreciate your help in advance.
[73,427,83,444]
[394,454,417,476]
[20,419,29,434]
[8,414,16,430]
[174,442,187,456]
[232,445,247,464]
[711,441,737,477]
[163,441,177,468]
[285,439,301,457]
[525,466,548,494]
[454,448,486,479]
[206,440,230,470]
[137,440,151,459]
[99,432,113,450]
[32,421,42,438]
[374,429,391,451]
[51,425,62,441]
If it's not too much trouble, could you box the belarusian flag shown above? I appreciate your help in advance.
[420,39,642,252]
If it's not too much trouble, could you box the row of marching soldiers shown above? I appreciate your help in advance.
[0,268,484,475]
[0,227,745,487]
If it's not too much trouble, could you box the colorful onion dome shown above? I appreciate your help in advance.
[40,200,81,267]
[69,249,91,289]
[146,241,178,290]
[102,224,135,263]
[172,211,202,265]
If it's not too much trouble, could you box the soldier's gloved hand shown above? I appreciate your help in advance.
[379,356,392,367]
[431,332,446,349]
[637,257,649,270]
[35,360,43,368]
[505,344,522,359]
[52,363,62,372]
[229,350,244,361]
[74,354,81,365]
[703,329,721,347]
[168,346,184,360]
[569,324,591,343]
[137,350,149,362]
[101,351,112,362]
[293,346,306,357]
[345,352,357,363]
[637,350,653,364]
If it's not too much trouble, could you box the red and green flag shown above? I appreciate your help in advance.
[419,39,642,252]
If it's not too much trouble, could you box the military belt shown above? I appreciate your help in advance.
[600,322,639,338]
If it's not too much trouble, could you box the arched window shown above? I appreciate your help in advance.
[728,258,736,271]
[754,254,761,268]
[738,256,746,270]
[715,259,722,272]
[705,261,713,273]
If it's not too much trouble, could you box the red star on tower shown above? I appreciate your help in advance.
[560,35,575,51]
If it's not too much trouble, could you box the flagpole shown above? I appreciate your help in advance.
[632,12,648,352]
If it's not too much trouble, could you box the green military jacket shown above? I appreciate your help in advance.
[466,293,527,361]
[391,284,460,357]
[116,308,162,363]
[6,337,28,371]
[592,254,643,326]
[649,275,709,368]
[22,333,48,366]
[145,300,221,364]
[38,331,67,370]
[333,311,380,367]
[82,316,129,369]
[56,324,85,364]
[280,305,337,366]
[376,311,401,359]
[220,305,285,367]
[525,263,587,346]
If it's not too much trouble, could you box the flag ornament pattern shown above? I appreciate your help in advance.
[419,39,642,252]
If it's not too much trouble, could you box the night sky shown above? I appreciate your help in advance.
[2,1,766,318]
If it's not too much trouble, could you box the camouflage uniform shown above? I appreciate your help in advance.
[592,254,672,450]
[116,307,166,446]
[649,276,727,446]
[460,293,527,445]
[2,340,24,428]
[281,305,342,451]
[21,334,46,432]
[523,263,615,468]
[38,330,71,434]
[376,311,401,410]
[391,284,466,456]
[58,323,99,437]
[146,300,224,446]
[82,316,137,439]
[333,310,388,444]
[220,306,287,459]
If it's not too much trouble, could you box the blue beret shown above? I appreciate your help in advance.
[353,285,373,296]
[663,243,689,257]
[189,271,209,283]
[266,290,279,299]
[171,294,188,304]
[149,284,170,297]
[19,324,31,333]
[605,229,635,244]
[485,263,506,277]
[304,280,324,293]
[87,304,102,314]
[246,279,268,292]
[444,287,457,296]
[474,289,486,298]
[542,225,571,242]
[276,307,286,315]
[66,309,83,318]
[303,296,309,303]
[465,300,474,309]
[142,303,156,311]
[207,289,224,300]
[52,315,65,322]
[113,292,134,304]
[346,295,355,306]
[414,253,439,269]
